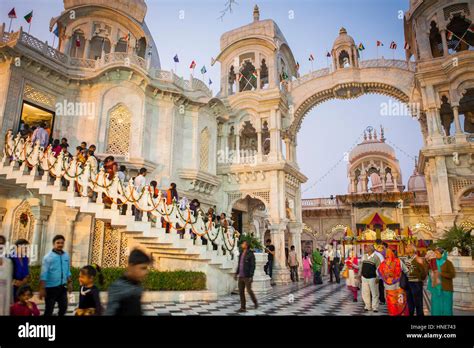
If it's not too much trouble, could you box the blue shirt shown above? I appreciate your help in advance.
[40,250,71,288]
[10,256,29,281]
[31,127,49,148]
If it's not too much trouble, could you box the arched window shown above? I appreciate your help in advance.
[440,95,454,136]
[106,104,131,156]
[240,121,257,152]
[115,39,128,53]
[89,36,111,60]
[199,127,210,172]
[239,60,257,92]
[338,50,350,68]
[260,59,269,88]
[446,15,473,53]
[70,30,85,58]
[459,88,474,133]
[136,37,147,58]
[261,121,270,155]
[429,21,443,58]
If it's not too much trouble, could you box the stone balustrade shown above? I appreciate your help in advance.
[0,27,212,97]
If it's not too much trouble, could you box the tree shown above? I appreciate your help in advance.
[436,224,472,256]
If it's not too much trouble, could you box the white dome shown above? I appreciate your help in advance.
[349,139,396,162]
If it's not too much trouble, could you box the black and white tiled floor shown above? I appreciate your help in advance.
[37,276,473,316]
[145,280,388,316]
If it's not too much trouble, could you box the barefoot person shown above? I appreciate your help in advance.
[235,240,258,313]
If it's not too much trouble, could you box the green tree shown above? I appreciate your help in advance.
[435,224,472,256]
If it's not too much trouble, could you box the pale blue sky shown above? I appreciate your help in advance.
[0,0,422,197]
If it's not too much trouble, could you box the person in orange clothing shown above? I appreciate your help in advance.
[163,183,179,233]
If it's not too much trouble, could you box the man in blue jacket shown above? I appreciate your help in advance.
[235,240,258,313]
[39,235,72,316]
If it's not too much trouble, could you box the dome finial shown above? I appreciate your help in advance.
[253,5,260,22]
[380,125,385,142]
[339,27,347,35]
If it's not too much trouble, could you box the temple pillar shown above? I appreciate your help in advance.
[269,222,290,283]
[440,29,449,57]
[288,222,303,273]
[452,104,466,143]
[30,206,52,266]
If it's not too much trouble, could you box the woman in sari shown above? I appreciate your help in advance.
[311,249,323,285]
[344,250,359,302]
[428,248,456,316]
[377,249,409,316]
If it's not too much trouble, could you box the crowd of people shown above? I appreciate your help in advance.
[0,234,152,316]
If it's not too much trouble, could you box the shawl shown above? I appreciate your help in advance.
[377,249,401,285]
[311,250,323,272]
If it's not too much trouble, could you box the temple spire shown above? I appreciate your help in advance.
[253,5,260,22]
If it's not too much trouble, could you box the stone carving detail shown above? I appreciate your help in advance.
[199,127,210,172]
[106,104,131,156]
[23,84,56,108]
[91,220,128,267]
[451,178,474,196]
[11,200,35,243]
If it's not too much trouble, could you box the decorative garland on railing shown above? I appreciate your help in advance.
[2,131,239,252]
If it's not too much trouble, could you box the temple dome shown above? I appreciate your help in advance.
[349,128,396,163]
[332,27,356,49]
[63,0,147,23]
[407,171,426,192]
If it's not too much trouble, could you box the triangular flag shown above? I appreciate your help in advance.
[390,41,397,49]
[200,66,207,74]
[376,40,384,47]
[326,51,331,57]
[24,11,33,24]
[189,60,196,69]
[173,54,179,63]
[53,26,59,37]
[208,78,212,85]
[8,8,17,19]
[446,30,454,40]
[467,24,474,34]
[404,41,410,50]
[309,53,314,61]
[358,43,365,51]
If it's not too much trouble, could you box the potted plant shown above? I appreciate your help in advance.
[238,233,263,252]
[436,224,472,257]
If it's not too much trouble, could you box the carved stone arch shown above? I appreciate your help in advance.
[453,183,474,212]
[11,200,36,243]
[226,192,269,215]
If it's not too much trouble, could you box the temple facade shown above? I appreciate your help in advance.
[0,0,473,294]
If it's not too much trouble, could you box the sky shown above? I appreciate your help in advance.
[0,0,423,198]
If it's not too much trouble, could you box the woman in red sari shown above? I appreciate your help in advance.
[377,249,409,316]
[344,250,359,302]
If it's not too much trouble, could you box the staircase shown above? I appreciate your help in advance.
[0,132,239,295]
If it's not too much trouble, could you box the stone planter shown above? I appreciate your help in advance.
[252,252,272,294]
[449,255,474,311]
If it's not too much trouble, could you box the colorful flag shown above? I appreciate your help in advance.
[404,41,410,50]
[189,60,196,69]
[173,54,179,63]
[309,53,314,61]
[121,32,131,41]
[24,11,33,24]
[208,78,212,85]
[467,24,474,34]
[200,66,207,74]
[376,40,383,47]
[446,30,454,40]
[252,70,258,79]
[326,52,331,57]
[8,8,17,18]
[390,41,397,49]
[53,26,59,37]
[358,43,365,51]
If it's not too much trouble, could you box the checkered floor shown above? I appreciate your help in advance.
[37,276,391,316]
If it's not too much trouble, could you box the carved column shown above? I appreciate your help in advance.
[30,206,52,266]
[440,29,449,57]
[269,221,290,284]
[84,38,91,59]
[288,222,303,274]
[256,130,262,162]
[65,210,79,259]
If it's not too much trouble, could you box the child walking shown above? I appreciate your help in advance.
[302,252,313,284]
[10,285,40,316]
[76,264,104,316]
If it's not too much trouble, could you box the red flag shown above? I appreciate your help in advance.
[467,24,474,34]
[446,31,454,40]
[389,41,397,49]
[189,60,196,69]
[376,40,383,47]
[8,8,17,19]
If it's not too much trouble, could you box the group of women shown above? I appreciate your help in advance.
[343,244,456,316]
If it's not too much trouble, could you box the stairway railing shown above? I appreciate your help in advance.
[2,131,239,254]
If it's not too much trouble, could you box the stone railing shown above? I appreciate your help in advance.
[301,197,339,208]
[442,134,474,145]
[291,59,416,89]
[2,131,238,252]
[1,28,212,97]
